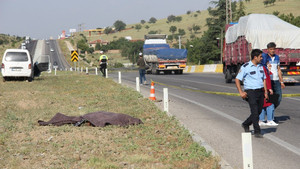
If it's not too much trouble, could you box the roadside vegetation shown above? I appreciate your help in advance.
[0,34,24,60]
[0,72,220,168]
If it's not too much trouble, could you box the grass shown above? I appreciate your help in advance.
[0,72,219,168]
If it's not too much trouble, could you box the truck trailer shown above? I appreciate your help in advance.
[223,14,300,83]
[143,34,187,74]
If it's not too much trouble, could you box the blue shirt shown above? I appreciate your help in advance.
[262,53,280,80]
[236,61,266,90]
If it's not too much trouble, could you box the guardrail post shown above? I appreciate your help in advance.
[95,67,98,75]
[54,68,57,76]
[86,67,88,74]
[81,67,83,73]
[136,77,140,92]
[70,67,73,71]
[105,69,108,78]
[118,71,121,84]
[164,88,169,114]
[242,133,253,169]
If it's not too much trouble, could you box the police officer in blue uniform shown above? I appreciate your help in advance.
[235,49,268,138]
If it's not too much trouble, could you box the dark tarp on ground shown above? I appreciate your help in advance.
[38,111,143,127]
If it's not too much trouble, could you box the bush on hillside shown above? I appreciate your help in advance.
[114,20,126,31]
[148,17,157,24]
[148,30,158,34]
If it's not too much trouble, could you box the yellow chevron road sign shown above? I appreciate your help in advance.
[71,50,78,62]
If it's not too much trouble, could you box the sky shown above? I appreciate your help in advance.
[0,0,213,39]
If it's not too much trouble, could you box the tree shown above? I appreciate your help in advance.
[104,27,112,35]
[113,20,126,31]
[167,15,176,22]
[178,29,186,36]
[135,24,142,31]
[175,16,182,22]
[234,0,246,22]
[149,17,157,24]
[273,10,280,16]
[169,26,177,34]
[95,43,101,50]
[141,20,146,24]
[187,10,192,15]
[145,25,150,29]
[192,24,201,33]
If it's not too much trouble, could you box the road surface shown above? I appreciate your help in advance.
[109,71,300,169]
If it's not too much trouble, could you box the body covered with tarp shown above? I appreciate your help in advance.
[225,14,300,49]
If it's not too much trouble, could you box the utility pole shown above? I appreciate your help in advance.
[226,0,232,24]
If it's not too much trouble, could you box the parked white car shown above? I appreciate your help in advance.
[1,49,34,82]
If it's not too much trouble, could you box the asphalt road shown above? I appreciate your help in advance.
[45,40,70,70]
[109,71,300,169]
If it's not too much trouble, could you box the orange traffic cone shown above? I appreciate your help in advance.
[149,81,156,101]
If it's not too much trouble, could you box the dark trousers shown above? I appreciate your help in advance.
[243,89,264,134]
[271,80,282,108]
[139,69,146,84]
[100,64,107,76]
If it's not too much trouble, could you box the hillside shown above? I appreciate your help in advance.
[76,0,300,44]
[0,34,24,60]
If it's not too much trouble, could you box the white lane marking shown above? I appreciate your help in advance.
[157,75,237,90]
[113,75,300,156]
[286,97,300,101]
[180,85,198,90]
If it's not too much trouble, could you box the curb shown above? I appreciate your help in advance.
[184,64,223,73]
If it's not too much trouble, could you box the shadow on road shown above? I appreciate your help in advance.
[275,115,291,123]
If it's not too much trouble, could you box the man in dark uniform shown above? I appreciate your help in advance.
[235,49,268,138]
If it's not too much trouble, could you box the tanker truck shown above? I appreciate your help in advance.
[223,14,300,83]
[143,34,187,74]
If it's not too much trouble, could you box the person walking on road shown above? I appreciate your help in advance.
[235,49,268,138]
[259,65,278,126]
[99,51,108,77]
[262,42,285,109]
[137,52,147,85]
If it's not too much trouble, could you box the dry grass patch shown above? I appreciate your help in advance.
[0,72,219,168]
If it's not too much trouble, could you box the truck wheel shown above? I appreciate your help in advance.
[3,77,6,82]
[225,69,232,83]
[179,70,183,74]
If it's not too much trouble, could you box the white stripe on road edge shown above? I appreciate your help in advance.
[161,76,237,90]
[113,75,300,157]
[286,97,300,101]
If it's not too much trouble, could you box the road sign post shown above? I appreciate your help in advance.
[71,50,79,62]
[242,133,253,169]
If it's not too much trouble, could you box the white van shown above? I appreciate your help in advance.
[1,49,34,82]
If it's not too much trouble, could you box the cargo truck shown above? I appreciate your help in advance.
[143,34,187,74]
[223,14,300,83]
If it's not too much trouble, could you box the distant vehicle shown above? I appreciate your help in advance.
[50,48,54,52]
[223,14,300,83]
[1,49,34,82]
[21,43,26,49]
[25,36,30,44]
[143,34,187,74]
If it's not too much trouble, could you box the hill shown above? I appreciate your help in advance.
[76,0,300,44]
[0,34,24,60]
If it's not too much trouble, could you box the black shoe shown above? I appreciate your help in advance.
[241,124,250,132]
[254,133,263,138]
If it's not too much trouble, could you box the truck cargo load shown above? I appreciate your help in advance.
[223,14,300,83]
[143,34,187,74]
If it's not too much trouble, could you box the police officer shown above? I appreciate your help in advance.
[235,49,268,138]
[99,51,108,77]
